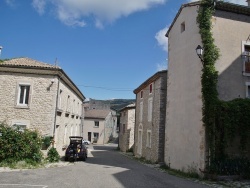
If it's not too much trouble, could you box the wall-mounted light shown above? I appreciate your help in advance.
[196,45,204,64]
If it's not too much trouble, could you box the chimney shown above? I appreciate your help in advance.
[247,0,250,7]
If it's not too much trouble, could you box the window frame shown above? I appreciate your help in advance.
[245,82,250,98]
[94,121,99,128]
[148,98,153,122]
[146,130,152,148]
[242,41,250,76]
[16,82,31,108]
[139,102,143,122]
[149,83,153,94]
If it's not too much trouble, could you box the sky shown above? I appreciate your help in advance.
[0,0,247,100]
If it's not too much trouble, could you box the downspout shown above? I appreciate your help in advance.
[52,74,60,147]
[134,94,137,155]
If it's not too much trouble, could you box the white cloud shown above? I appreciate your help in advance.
[157,61,167,71]
[31,0,166,27]
[5,0,15,7]
[188,0,247,6]
[224,0,247,5]
[155,26,169,52]
[32,0,47,15]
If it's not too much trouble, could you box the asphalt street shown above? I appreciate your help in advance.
[0,144,210,188]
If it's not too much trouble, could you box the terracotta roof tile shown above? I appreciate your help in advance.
[84,109,110,119]
[0,57,60,69]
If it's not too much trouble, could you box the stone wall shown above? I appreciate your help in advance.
[0,72,83,156]
[134,72,167,163]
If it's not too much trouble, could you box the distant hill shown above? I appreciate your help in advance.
[109,99,136,111]
[84,98,135,111]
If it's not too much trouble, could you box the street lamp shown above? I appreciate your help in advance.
[196,45,204,64]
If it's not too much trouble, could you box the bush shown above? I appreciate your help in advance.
[0,123,43,165]
[47,147,60,163]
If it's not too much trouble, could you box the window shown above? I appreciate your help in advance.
[66,95,70,112]
[181,22,185,33]
[148,98,153,122]
[246,82,250,98]
[13,123,26,132]
[93,132,99,143]
[242,41,250,74]
[94,121,99,127]
[149,84,153,94]
[17,85,30,106]
[146,130,151,148]
[58,89,62,109]
[123,124,125,134]
[72,99,75,114]
[140,90,143,98]
[139,102,143,122]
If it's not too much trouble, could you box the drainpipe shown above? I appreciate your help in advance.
[52,74,60,148]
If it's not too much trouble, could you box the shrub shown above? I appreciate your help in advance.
[0,122,43,165]
[47,147,60,163]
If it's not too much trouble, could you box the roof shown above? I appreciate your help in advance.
[133,70,167,94]
[84,109,111,119]
[0,57,85,101]
[119,103,136,112]
[166,1,250,37]
[0,57,60,69]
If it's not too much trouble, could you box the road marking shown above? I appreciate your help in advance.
[0,184,48,188]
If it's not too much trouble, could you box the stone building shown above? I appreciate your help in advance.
[0,58,85,155]
[165,1,250,174]
[83,109,117,144]
[133,70,167,163]
[118,103,135,152]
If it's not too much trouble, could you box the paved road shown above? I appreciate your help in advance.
[0,144,209,188]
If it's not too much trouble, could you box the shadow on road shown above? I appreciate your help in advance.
[84,144,209,188]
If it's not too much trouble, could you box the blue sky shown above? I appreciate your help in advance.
[0,0,247,100]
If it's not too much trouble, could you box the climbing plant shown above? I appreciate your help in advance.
[197,0,219,162]
[197,0,250,177]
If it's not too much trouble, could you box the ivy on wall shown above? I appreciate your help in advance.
[197,0,250,176]
[197,0,219,161]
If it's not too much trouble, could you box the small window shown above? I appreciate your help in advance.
[140,90,143,98]
[146,130,151,148]
[139,102,143,122]
[148,98,153,122]
[123,124,125,134]
[94,121,99,127]
[58,89,63,109]
[17,85,30,106]
[149,84,153,94]
[181,22,185,33]
[67,95,70,112]
[13,124,26,132]
[242,41,250,74]
[246,82,250,98]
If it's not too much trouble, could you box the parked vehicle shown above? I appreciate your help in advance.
[83,139,91,145]
[65,136,88,162]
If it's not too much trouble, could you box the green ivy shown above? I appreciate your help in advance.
[197,0,220,161]
[197,0,250,176]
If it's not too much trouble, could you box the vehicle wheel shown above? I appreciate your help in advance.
[65,157,68,161]
[82,155,86,161]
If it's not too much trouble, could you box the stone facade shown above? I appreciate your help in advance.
[133,70,167,163]
[0,58,85,156]
[165,1,250,174]
[83,109,117,144]
[119,104,135,152]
